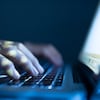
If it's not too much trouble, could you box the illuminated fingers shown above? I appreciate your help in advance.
[18,43,44,74]
[0,54,20,80]
[0,40,45,80]
[1,48,39,76]
[17,50,39,76]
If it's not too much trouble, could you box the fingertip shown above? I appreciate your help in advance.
[31,68,39,76]
[38,65,44,74]
[28,64,39,76]
[14,70,21,80]
[6,68,21,80]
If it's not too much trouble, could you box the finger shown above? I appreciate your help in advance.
[25,43,63,67]
[17,43,44,74]
[42,45,63,67]
[0,46,39,76]
[0,54,20,80]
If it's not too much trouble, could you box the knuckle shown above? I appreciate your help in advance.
[20,55,29,64]
[6,49,17,57]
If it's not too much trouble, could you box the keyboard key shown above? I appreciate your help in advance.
[54,74,63,86]
[23,74,43,86]
[8,72,31,86]
[5,63,64,89]
[0,75,10,84]
[40,74,56,86]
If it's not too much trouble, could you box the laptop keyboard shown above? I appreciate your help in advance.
[0,63,64,89]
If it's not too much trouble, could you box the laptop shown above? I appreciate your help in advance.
[76,1,100,99]
[0,62,86,100]
[0,1,100,100]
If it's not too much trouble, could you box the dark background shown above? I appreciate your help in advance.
[0,0,99,63]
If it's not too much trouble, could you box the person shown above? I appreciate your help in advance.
[0,40,63,80]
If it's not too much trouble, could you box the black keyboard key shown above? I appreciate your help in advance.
[0,75,10,84]
[8,72,31,86]
[8,80,21,86]
[55,81,62,86]
[40,74,56,86]
[20,73,30,81]
[57,74,63,80]
[54,74,63,86]
[55,79,63,86]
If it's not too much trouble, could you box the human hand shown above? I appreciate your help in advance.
[0,40,44,80]
[24,42,63,67]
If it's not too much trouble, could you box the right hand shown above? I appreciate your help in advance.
[0,40,44,80]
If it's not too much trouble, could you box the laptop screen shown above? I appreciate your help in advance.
[79,1,100,75]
